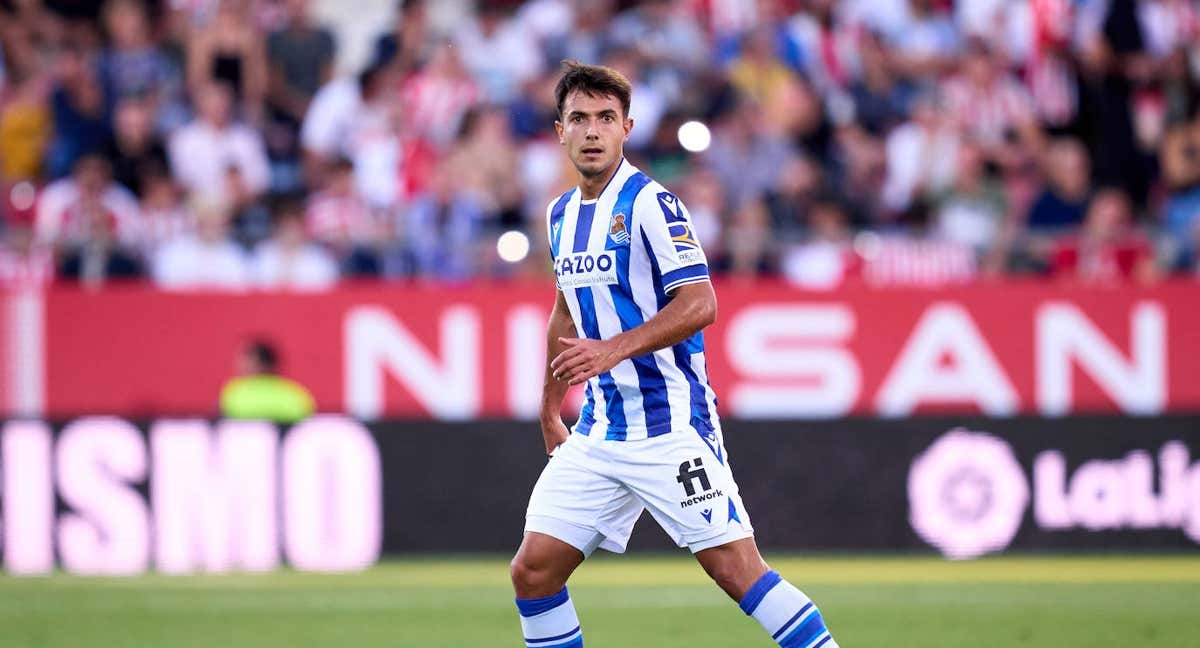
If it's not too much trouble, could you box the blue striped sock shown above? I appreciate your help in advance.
[515,588,583,648]
[739,571,838,648]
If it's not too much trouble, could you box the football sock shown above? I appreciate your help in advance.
[515,587,584,648]
[739,570,838,648]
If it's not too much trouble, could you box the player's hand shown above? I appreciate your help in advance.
[551,337,623,385]
[541,415,570,456]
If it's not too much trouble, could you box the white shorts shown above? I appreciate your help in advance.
[524,427,754,556]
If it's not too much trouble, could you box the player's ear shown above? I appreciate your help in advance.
[624,117,633,141]
[555,120,564,144]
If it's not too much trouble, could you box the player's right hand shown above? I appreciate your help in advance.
[541,416,570,456]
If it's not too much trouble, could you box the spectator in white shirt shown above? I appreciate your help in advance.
[153,202,250,290]
[167,81,271,207]
[251,198,339,290]
[36,152,143,249]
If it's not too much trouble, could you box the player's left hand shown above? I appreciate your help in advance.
[551,337,623,385]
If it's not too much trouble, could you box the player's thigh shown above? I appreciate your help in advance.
[616,430,752,549]
[525,434,640,554]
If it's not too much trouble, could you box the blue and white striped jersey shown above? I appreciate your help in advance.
[547,159,719,442]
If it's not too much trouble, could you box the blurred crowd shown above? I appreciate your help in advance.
[1,0,1199,291]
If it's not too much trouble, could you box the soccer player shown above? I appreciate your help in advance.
[510,61,840,648]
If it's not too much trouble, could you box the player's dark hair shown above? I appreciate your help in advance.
[554,60,632,121]
[246,339,279,374]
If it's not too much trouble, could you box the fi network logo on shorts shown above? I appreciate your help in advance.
[677,457,722,508]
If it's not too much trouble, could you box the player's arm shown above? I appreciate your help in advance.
[550,282,714,386]
[540,288,576,454]
[551,188,715,386]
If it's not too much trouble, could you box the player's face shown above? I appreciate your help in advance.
[555,91,632,178]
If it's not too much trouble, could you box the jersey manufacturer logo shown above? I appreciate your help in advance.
[608,213,630,245]
[555,251,618,289]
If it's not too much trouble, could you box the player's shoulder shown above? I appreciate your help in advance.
[630,176,685,219]
[545,187,577,219]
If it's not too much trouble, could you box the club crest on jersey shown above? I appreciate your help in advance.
[608,213,630,245]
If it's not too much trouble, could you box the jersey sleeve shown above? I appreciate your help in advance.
[636,187,710,294]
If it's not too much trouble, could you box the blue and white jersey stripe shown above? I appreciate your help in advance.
[546,159,719,442]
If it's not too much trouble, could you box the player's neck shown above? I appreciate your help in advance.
[577,158,623,201]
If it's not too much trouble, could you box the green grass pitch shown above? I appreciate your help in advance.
[4,555,1200,647]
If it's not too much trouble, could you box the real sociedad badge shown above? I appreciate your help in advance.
[608,213,630,245]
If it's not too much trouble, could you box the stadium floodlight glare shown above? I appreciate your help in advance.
[677,120,712,153]
[497,230,530,263]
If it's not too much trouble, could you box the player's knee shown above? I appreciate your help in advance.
[509,554,562,596]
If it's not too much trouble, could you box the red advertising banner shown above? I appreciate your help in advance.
[11,280,1200,419]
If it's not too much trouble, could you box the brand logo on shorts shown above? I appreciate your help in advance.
[677,457,722,509]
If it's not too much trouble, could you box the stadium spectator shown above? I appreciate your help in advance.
[396,160,486,281]
[398,40,480,151]
[47,46,110,178]
[36,152,141,249]
[1160,120,1200,270]
[372,0,431,75]
[220,338,315,423]
[104,95,169,196]
[779,196,858,289]
[96,0,179,117]
[265,0,335,160]
[137,168,193,255]
[0,73,52,181]
[300,60,399,206]
[881,90,960,215]
[167,81,270,207]
[0,187,54,288]
[152,201,250,290]
[1027,137,1091,231]
[443,105,523,227]
[607,0,707,101]
[932,141,1007,253]
[251,197,338,290]
[1050,187,1156,283]
[305,157,379,266]
[184,0,268,123]
[453,4,542,105]
[715,198,774,279]
[57,203,143,287]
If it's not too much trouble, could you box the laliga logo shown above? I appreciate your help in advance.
[910,429,1200,559]
[908,428,1028,559]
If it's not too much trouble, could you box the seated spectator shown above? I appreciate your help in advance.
[399,40,481,150]
[251,198,339,290]
[882,90,960,215]
[886,0,960,78]
[58,206,143,287]
[780,197,859,290]
[0,192,54,288]
[305,157,381,275]
[453,4,542,105]
[1051,188,1156,283]
[443,105,522,225]
[300,61,400,206]
[395,162,486,281]
[152,202,250,290]
[0,73,51,181]
[220,338,315,423]
[47,47,111,178]
[137,169,194,256]
[713,199,774,279]
[933,141,1007,252]
[185,0,267,123]
[1027,137,1091,231]
[36,152,142,249]
[265,0,335,157]
[1160,121,1200,270]
[167,81,270,207]
[104,96,169,196]
[372,0,431,75]
[728,26,799,110]
[939,37,1041,166]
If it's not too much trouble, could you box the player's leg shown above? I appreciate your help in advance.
[511,532,587,648]
[512,434,642,648]
[696,538,839,648]
[510,531,585,599]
